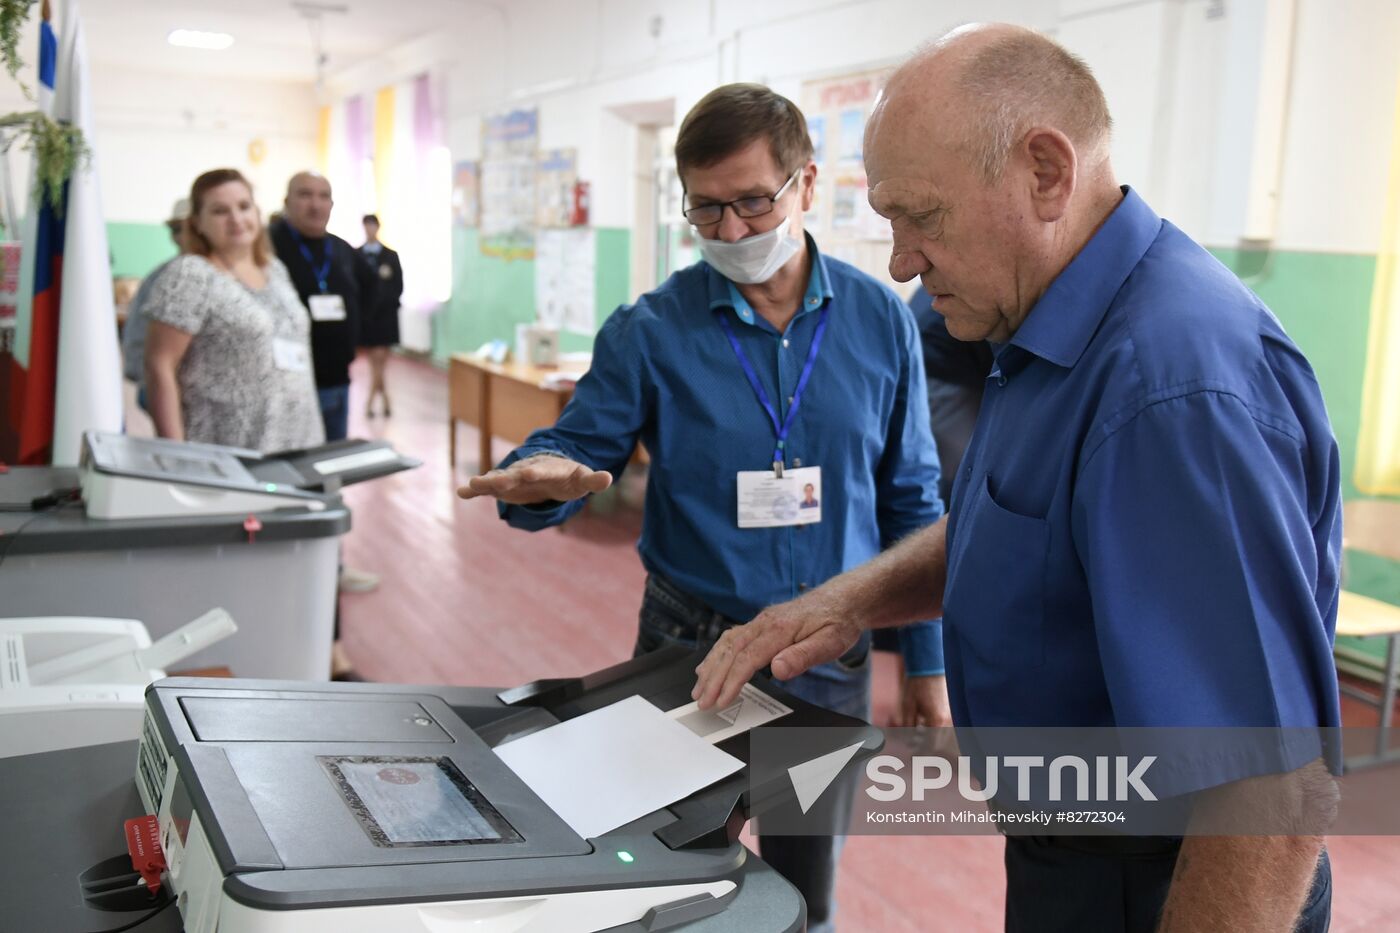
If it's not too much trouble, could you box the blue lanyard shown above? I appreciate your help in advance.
[715,305,829,475]
[288,227,332,293]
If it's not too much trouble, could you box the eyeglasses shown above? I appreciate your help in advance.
[683,169,800,227]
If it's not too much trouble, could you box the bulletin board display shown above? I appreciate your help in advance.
[800,68,901,291]
[452,161,480,228]
[536,148,578,230]
[480,109,539,259]
[535,228,596,335]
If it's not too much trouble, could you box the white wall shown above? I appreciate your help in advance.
[1274,0,1400,253]
[93,64,320,221]
[0,0,1388,250]
[325,0,1399,256]
[90,65,318,222]
[0,34,316,228]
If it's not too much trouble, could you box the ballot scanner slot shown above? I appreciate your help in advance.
[181,696,453,743]
[497,646,697,713]
[242,459,307,489]
[476,705,561,748]
[262,438,422,492]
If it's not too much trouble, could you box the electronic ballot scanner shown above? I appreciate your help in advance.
[2,646,881,932]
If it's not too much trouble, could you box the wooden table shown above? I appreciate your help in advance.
[448,355,590,472]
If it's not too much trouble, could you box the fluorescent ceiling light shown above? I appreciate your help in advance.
[168,29,235,50]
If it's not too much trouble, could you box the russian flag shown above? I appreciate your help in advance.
[8,15,61,464]
[8,0,121,465]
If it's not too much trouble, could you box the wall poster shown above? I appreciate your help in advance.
[480,109,538,259]
[536,148,578,229]
[452,161,480,228]
[800,68,898,290]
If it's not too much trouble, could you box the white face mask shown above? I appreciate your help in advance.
[697,215,803,285]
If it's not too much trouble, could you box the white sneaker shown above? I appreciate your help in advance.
[339,566,381,593]
[330,640,357,680]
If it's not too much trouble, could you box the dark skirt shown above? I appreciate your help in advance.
[359,303,400,348]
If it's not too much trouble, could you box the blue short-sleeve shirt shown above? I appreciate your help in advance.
[500,236,947,675]
[943,188,1342,789]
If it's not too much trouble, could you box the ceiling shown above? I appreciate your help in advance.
[78,0,490,83]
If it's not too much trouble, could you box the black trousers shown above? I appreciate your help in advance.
[1004,836,1332,933]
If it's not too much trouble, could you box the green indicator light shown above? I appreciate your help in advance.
[265,484,278,492]
[616,851,635,864]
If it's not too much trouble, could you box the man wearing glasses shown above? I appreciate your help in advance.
[459,84,945,932]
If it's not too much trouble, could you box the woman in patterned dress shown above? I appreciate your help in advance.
[144,169,324,453]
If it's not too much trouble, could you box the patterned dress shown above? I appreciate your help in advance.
[145,255,325,453]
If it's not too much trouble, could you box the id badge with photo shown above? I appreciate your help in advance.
[737,465,822,528]
[272,336,310,372]
[309,293,347,322]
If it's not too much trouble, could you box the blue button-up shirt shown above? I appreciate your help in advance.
[502,236,946,675]
[944,188,1342,791]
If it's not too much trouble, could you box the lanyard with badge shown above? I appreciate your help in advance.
[716,307,827,528]
[289,227,346,322]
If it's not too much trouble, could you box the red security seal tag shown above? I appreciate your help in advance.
[244,513,263,543]
[124,815,166,895]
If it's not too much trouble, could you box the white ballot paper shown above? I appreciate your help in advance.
[666,683,794,744]
[494,695,744,840]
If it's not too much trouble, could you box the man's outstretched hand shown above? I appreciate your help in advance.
[457,454,612,505]
[692,592,865,709]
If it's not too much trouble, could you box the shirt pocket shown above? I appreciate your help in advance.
[944,473,1048,671]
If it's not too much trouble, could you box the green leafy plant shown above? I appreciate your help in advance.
[0,0,89,212]
[0,0,28,92]
[0,109,87,209]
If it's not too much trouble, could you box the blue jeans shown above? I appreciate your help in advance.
[1004,837,1331,932]
[317,383,350,442]
[635,573,872,933]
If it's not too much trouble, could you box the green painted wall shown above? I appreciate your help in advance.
[108,222,178,278]
[434,226,631,366]
[1211,247,1399,663]
[436,227,537,364]
[1210,249,1374,498]
[594,228,632,335]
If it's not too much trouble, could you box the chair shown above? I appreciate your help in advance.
[1337,499,1400,770]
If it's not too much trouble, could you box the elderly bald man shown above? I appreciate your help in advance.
[270,171,376,444]
[694,24,1337,933]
